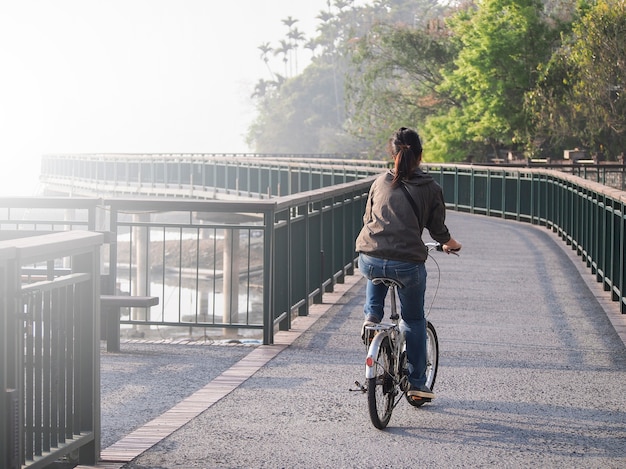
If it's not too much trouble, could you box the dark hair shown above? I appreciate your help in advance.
[388,127,423,186]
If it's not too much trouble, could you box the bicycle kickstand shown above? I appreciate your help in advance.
[349,381,367,393]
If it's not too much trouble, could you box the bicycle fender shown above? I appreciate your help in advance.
[365,331,389,379]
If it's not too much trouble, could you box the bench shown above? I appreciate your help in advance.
[100,295,159,352]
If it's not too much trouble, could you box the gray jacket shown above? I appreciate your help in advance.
[355,168,451,264]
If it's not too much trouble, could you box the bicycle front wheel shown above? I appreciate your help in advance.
[367,336,395,429]
[424,320,439,389]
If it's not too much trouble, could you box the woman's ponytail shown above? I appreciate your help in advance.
[389,127,423,186]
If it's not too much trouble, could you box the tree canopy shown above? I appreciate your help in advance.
[528,0,626,158]
[247,0,626,161]
[424,0,557,161]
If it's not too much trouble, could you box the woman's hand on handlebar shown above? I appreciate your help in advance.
[442,238,462,254]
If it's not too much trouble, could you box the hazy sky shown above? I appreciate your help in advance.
[0,0,333,196]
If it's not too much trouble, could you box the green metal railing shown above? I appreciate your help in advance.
[0,231,103,468]
[1,177,371,348]
[40,153,387,199]
[102,178,372,345]
[424,164,626,313]
[5,160,626,345]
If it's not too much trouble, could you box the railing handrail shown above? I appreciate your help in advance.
[5,230,103,262]
[424,164,626,202]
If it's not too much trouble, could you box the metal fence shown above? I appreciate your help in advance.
[104,179,371,344]
[0,231,103,468]
[569,163,626,191]
[40,153,387,199]
[0,197,97,241]
[469,159,626,191]
[4,160,626,347]
[1,179,372,347]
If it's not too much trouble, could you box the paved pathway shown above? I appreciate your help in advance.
[80,211,626,469]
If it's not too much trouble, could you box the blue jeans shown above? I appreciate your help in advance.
[358,253,428,388]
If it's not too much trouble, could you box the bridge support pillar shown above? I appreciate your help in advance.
[132,213,150,324]
[223,228,240,338]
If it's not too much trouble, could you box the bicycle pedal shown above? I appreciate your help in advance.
[407,396,431,407]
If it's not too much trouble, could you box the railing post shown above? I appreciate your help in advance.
[1,247,19,469]
[617,200,626,314]
[72,248,101,465]
[303,205,311,315]
[263,209,275,345]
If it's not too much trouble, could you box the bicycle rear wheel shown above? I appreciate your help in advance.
[367,336,395,429]
[406,321,439,408]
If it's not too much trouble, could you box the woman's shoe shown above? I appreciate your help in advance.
[407,384,435,400]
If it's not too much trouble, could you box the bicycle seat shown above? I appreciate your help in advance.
[371,277,404,289]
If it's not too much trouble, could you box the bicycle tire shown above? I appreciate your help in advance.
[367,336,395,429]
[425,321,439,389]
[406,321,439,408]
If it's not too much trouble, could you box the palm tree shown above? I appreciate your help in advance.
[274,39,292,77]
[281,17,302,76]
[287,27,306,75]
[304,38,319,58]
[333,0,352,11]
[258,42,275,78]
[281,16,298,29]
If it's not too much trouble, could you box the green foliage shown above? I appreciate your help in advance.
[345,18,457,156]
[573,0,626,156]
[247,1,380,154]
[524,36,583,156]
[423,0,556,161]
[248,0,444,156]
[527,0,626,159]
[569,0,625,156]
[248,0,625,162]
[247,58,357,153]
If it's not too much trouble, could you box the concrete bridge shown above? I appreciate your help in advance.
[83,210,626,468]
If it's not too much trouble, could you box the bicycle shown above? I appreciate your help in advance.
[351,242,456,429]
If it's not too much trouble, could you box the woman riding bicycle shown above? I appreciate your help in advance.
[355,127,461,403]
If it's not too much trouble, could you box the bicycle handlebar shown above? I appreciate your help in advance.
[425,242,460,256]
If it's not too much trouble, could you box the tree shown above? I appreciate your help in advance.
[247,61,357,153]
[274,39,292,77]
[529,0,626,159]
[258,42,275,79]
[424,0,556,161]
[345,14,456,156]
[287,27,306,75]
[247,0,385,154]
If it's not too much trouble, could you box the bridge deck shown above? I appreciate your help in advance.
[80,211,626,468]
